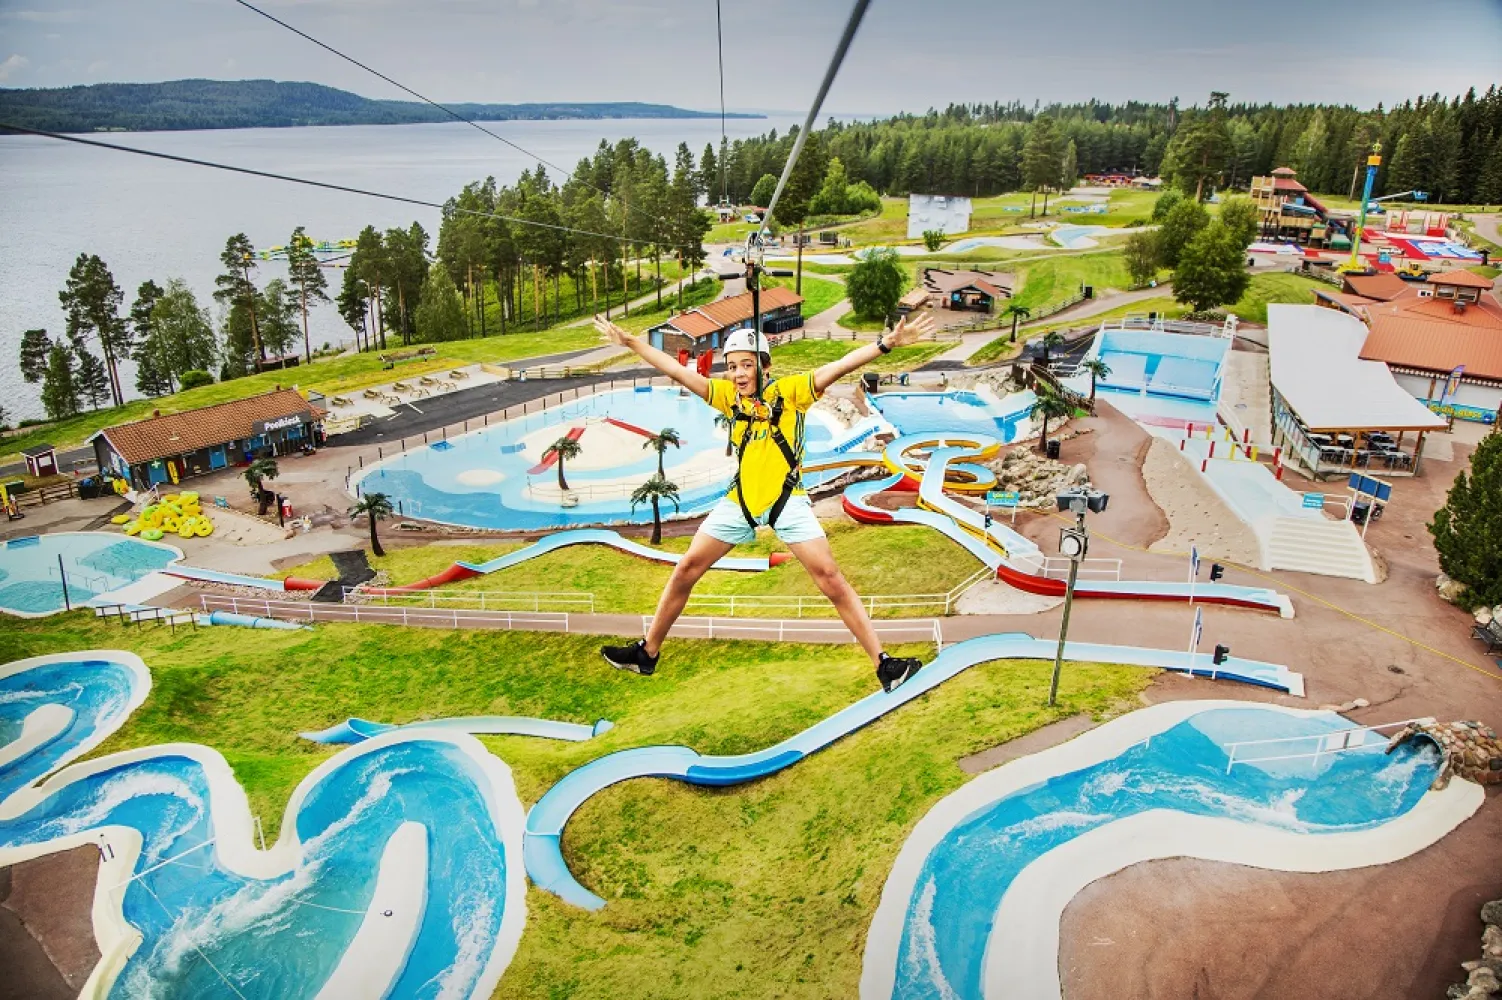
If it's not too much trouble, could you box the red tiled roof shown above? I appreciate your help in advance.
[659,286,803,340]
[1360,320,1502,380]
[1342,273,1409,301]
[1429,269,1495,289]
[93,389,322,465]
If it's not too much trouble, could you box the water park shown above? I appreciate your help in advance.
[5,4,1502,999]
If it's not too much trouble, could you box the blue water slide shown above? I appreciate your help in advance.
[458,528,775,575]
[300,715,613,745]
[165,565,288,590]
[523,631,1302,910]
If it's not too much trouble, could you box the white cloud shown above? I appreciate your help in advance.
[0,54,29,82]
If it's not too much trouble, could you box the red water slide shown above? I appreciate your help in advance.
[526,426,586,474]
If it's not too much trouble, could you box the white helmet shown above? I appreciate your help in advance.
[721,328,772,362]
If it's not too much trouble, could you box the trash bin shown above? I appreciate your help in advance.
[1082,285,1094,300]
[1046,439,1061,460]
[862,372,880,394]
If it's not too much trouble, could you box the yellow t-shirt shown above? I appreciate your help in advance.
[707,373,821,517]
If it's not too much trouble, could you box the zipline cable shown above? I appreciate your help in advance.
[0,123,694,250]
[760,0,871,235]
[715,0,729,208]
[228,0,685,245]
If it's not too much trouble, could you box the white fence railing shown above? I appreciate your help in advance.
[198,594,573,632]
[644,615,944,649]
[1011,554,1123,582]
[345,587,596,612]
[1222,718,1424,774]
[687,566,991,618]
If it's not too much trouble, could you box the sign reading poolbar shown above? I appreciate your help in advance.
[255,413,313,435]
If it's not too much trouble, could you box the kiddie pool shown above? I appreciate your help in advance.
[0,532,181,616]
[352,386,840,532]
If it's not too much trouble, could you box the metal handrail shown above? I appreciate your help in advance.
[1222,718,1425,774]
[198,594,572,632]
[644,614,944,650]
[689,566,990,618]
[345,586,596,613]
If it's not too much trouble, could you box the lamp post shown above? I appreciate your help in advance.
[1048,488,1109,706]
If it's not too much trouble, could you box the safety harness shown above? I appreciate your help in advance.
[729,389,802,530]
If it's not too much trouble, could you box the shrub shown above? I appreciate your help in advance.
[179,370,214,391]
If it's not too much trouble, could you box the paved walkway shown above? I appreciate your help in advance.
[927,283,1175,365]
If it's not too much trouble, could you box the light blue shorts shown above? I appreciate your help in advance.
[701,493,826,546]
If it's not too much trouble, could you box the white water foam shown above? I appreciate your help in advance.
[0,682,84,705]
[901,877,961,1000]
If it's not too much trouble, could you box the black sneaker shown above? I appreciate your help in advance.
[602,640,658,676]
[876,653,922,693]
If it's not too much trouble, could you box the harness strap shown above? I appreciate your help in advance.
[729,393,802,529]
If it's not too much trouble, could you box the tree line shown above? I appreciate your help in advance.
[709,85,1502,205]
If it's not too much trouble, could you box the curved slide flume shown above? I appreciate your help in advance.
[523,632,1304,911]
[861,700,1481,999]
[362,527,788,595]
[0,650,599,998]
[834,431,1292,616]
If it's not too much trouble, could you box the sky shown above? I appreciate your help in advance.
[0,0,1500,116]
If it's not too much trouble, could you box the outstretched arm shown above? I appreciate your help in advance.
[595,315,711,400]
[811,312,935,395]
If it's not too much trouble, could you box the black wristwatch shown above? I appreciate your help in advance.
[876,335,892,354]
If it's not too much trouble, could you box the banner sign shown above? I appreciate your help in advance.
[254,412,313,435]
[1302,493,1325,509]
[1423,399,1498,425]
[986,491,1020,507]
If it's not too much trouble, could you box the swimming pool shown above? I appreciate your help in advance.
[870,704,1450,999]
[0,532,181,616]
[867,390,1036,442]
[1087,327,1229,402]
[353,386,838,531]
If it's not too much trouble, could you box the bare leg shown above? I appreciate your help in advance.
[643,529,737,656]
[785,537,885,666]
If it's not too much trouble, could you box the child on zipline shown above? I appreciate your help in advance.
[595,308,936,692]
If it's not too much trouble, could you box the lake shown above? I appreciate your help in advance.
[0,115,796,420]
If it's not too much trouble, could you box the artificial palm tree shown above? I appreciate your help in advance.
[1004,302,1031,343]
[244,456,279,494]
[1078,357,1112,404]
[543,435,583,492]
[348,491,395,557]
[642,427,683,476]
[1030,385,1074,454]
[714,413,734,456]
[1040,331,1066,367]
[631,475,681,546]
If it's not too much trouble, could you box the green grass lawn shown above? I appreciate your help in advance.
[965,271,1329,366]
[2,327,608,461]
[835,312,889,333]
[285,520,979,615]
[772,337,948,376]
[608,276,723,335]
[0,613,1152,999]
[1470,264,1500,281]
[763,274,846,317]
[1009,251,1133,312]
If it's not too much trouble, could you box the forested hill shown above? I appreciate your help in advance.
[0,79,761,133]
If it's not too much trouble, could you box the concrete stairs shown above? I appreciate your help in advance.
[1265,516,1376,583]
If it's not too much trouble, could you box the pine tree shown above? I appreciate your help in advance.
[39,343,79,420]
[1429,430,1502,608]
[20,329,52,384]
[58,253,130,406]
[215,233,263,366]
[1022,114,1061,216]
[413,262,468,342]
[130,279,171,396]
[285,227,330,363]
[75,349,111,410]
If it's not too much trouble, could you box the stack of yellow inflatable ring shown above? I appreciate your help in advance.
[117,490,214,540]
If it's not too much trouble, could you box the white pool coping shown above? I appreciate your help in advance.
[859,699,1484,999]
[0,650,528,1000]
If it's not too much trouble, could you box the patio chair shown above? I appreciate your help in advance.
[1472,620,1502,654]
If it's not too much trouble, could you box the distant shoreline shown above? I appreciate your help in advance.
[0,79,766,134]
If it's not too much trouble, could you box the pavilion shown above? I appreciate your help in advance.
[1266,304,1447,477]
